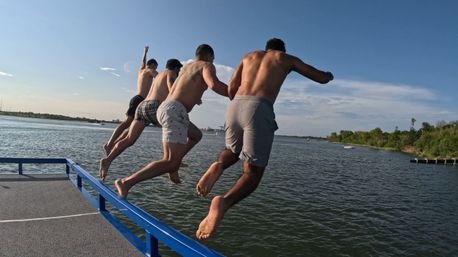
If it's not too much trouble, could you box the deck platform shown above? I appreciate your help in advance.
[0,174,143,257]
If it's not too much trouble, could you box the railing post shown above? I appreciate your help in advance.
[77,174,82,189]
[18,162,23,175]
[65,164,70,175]
[98,194,106,211]
[146,231,159,257]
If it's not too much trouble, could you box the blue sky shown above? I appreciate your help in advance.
[1,0,457,136]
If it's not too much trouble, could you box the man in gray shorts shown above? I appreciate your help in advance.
[114,44,229,198]
[195,38,334,240]
[99,59,183,182]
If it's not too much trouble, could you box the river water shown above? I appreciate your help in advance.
[1,115,457,257]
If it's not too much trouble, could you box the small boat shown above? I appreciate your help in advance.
[343,145,355,149]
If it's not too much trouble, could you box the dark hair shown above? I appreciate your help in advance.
[166,59,183,70]
[265,38,286,52]
[147,59,158,67]
[195,44,214,59]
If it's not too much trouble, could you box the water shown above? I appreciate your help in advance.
[1,115,458,257]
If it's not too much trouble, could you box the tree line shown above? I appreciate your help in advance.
[0,111,115,124]
[327,119,458,158]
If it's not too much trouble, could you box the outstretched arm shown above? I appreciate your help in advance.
[202,63,229,97]
[228,61,243,100]
[292,56,333,84]
[140,46,149,70]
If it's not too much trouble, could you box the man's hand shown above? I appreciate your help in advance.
[144,46,149,52]
[326,72,334,81]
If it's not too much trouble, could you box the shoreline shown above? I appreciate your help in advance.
[336,142,418,156]
[0,111,120,124]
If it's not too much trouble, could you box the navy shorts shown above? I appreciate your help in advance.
[126,95,145,117]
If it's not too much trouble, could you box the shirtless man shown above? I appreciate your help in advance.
[195,38,334,240]
[103,46,158,154]
[114,44,229,198]
[99,59,183,182]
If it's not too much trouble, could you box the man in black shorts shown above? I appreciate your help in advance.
[103,46,158,154]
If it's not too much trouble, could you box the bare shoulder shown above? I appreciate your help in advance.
[244,50,264,60]
[282,53,303,67]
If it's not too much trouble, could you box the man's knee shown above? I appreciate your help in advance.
[243,163,265,180]
[161,158,181,171]
[218,148,239,169]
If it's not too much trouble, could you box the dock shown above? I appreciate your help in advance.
[0,158,224,257]
[410,158,457,166]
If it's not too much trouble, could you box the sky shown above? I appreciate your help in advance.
[0,0,457,136]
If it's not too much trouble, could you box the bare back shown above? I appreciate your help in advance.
[231,50,332,103]
[145,70,176,102]
[167,61,211,112]
[136,68,157,97]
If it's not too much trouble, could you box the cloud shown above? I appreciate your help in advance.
[99,67,116,71]
[121,87,135,94]
[166,60,454,136]
[99,66,120,78]
[273,78,451,135]
[0,71,13,77]
[215,64,234,83]
[78,76,85,80]
[123,62,131,73]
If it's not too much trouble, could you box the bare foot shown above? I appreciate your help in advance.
[196,162,223,197]
[103,143,111,155]
[99,158,111,181]
[168,170,181,184]
[196,196,226,240]
[115,178,129,198]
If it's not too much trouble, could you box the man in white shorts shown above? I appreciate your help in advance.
[99,59,183,182]
[114,44,229,198]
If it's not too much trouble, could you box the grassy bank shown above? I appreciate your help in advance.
[328,120,458,159]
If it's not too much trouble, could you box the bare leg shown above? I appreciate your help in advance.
[99,120,145,181]
[196,148,239,197]
[115,142,188,198]
[104,116,134,154]
[168,122,202,184]
[196,162,265,240]
[112,129,129,147]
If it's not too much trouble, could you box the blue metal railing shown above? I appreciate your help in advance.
[0,157,224,257]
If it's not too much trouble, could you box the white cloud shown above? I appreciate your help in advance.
[123,62,131,73]
[0,71,13,77]
[110,72,121,77]
[215,64,234,83]
[273,78,451,135]
[184,62,455,135]
[78,76,85,80]
[99,67,116,71]
[99,66,120,78]
[332,79,436,100]
[121,87,135,94]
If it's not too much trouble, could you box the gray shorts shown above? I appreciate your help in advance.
[156,100,190,144]
[225,95,278,167]
[135,100,161,126]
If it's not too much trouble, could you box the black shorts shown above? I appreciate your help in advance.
[126,95,145,117]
